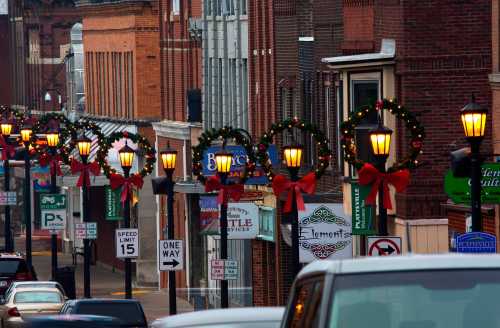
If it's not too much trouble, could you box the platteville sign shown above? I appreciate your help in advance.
[351,182,376,235]
[202,145,279,185]
[444,163,500,204]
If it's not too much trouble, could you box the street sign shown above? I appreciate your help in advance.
[351,182,376,235]
[0,191,16,206]
[40,194,66,231]
[456,232,497,253]
[115,229,139,258]
[158,240,183,271]
[444,163,500,204]
[210,259,239,280]
[105,186,122,221]
[74,222,98,239]
[368,237,402,256]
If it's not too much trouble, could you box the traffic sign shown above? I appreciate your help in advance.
[210,259,239,280]
[74,222,98,239]
[0,192,16,206]
[86,223,97,239]
[158,240,183,271]
[116,229,139,258]
[368,237,402,256]
[456,232,497,253]
[40,194,67,231]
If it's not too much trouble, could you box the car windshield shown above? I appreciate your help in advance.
[14,291,62,304]
[77,303,146,326]
[0,259,23,275]
[329,270,500,328]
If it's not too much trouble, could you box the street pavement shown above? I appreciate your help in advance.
[31,251,194,322]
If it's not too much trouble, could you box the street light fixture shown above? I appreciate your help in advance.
[460,95,487,232]
[0,118,13,253]
[119,141,135,300]
[77,136,92,161]
[47,128,60,280]
[160,143,178,314]
[21,122,33,269]
[0,121,13,138]
[46,130,60,149]
[369,119,393,236]
[215,147,233,309]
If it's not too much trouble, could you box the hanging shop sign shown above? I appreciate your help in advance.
[32,166,51,192]
[351,181,376,235]
[202,145,279,185]
[444,163,500,204]
[299,204,352,263]
[199,195,219,234]
[105,186,123,221]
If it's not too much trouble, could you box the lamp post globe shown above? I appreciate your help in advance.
[46,129,60,149]
[0,120,13,138]
[160,144,177,174]
[20,125,33,146]
[77,135,92,163]
[119,142,135,172]
[215,149,233,175]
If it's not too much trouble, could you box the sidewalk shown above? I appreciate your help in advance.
[31,251,193,322]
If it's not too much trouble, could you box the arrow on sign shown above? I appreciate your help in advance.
[162,259,180,267]
[378,245,395,255]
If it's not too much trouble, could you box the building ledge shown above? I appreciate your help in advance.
[152,120,202,140]
[489,73,500,85]
[82,113,157,127]
[322,38,396,69]
[441,202,495,216]
[75,0,152,7]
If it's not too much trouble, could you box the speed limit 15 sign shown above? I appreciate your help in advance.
[115,228,139,259]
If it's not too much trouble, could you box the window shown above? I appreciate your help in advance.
[287,277,325,328]
[14,291,62,304]
[172,0,180,15]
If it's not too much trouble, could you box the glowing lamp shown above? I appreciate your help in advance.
[215,149,233,174]
[160,144,177,172]
[119,141,135,169]
[46,130,60,148]
[20,126,32,144]
[283,145,303,168]
[369,124,393,157]
[77,135,92,159]
[0,121,13,137]
[461,95,487,140]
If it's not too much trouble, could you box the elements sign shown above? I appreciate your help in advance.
[444,163,500,204]
[0,192,16,206]
[351,182,376,235]
[40,194,66,231]
[299,204,352,263]
[210,259,239,280]
[368,236,402,256]
[115,229,139,258]
[158,240,183,271]
[456,232,497,253]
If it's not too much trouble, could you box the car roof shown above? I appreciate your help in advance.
[153,307,285,327]
[298,254,500,278]
[13,281,59,286]
[68,298,141,304]
[13,287,62,294]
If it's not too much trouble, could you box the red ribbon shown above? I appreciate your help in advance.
[358,163,410,210]
[71,159,101,187]
[39,153,62,176]
[272,172,317,213]
[205,176,244,205]
[0,136,15,160]
[109,173,144,204]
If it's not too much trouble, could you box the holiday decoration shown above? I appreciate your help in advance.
[109,172,144,204]
[71,159,101,187]
[272,172,317,213]
[205,175,244,205]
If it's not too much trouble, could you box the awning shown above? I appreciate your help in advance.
[322,39,396,69]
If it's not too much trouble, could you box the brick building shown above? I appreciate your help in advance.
[76,0,161,285]
[323,1,493,252]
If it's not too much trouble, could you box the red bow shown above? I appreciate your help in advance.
[39,153,62,176]
[272,172,317,213]
[71,159,101,187]
[109,173,144,204]
[358,163,410,210]
[205,176,244,205]
[0,136,16,160]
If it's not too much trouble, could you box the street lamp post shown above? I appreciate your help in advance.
[46,129,60,280]
[20,124,33,268]
[1,120,14,253]
[368,119,393,236]
[119,142,135,300]
[282,145,303,277]
[460,95,487,232]
[214,148,233,309]
[77,136,92,298]
[160,144,177,315]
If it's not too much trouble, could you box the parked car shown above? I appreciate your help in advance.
[0,287,65,327]
[23,314,126,328]
[3,281,66,301]
[60,299,147,328]
[151,307,285,328]
[281,254,500,328]
[0,254,36,295]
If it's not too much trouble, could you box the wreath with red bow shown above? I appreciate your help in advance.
[33,113,76,175]
[256,118,332,213]
[192,126,257,185]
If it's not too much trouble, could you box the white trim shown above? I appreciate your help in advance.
[152,121,202,141]
[322,39,396,68]
[395,218,449,226]
[299,36,314,42]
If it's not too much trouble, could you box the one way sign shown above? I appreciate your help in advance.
[158,240,184,271]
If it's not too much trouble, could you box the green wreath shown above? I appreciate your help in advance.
[33,113,76,164]
[61,120,107,166]
[256,118,332,181]
[192,126,257,184]
[96,131,156,178]
[340,98,424,172]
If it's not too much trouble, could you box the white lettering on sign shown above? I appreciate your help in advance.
[210,259,239,280]
[158,240,184,271]
[116,229,139,258]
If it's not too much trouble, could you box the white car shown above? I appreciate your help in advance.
[151,307,284,328]
[281,254,500,328]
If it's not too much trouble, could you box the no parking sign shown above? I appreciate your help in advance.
[368,237,402,256]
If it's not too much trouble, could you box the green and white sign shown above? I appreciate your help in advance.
[444,163,500,204]
[351,182,376,235]
[40,194,66,231]
[105,186,122,221]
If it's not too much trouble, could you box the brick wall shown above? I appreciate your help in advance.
[0,16,10,105]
